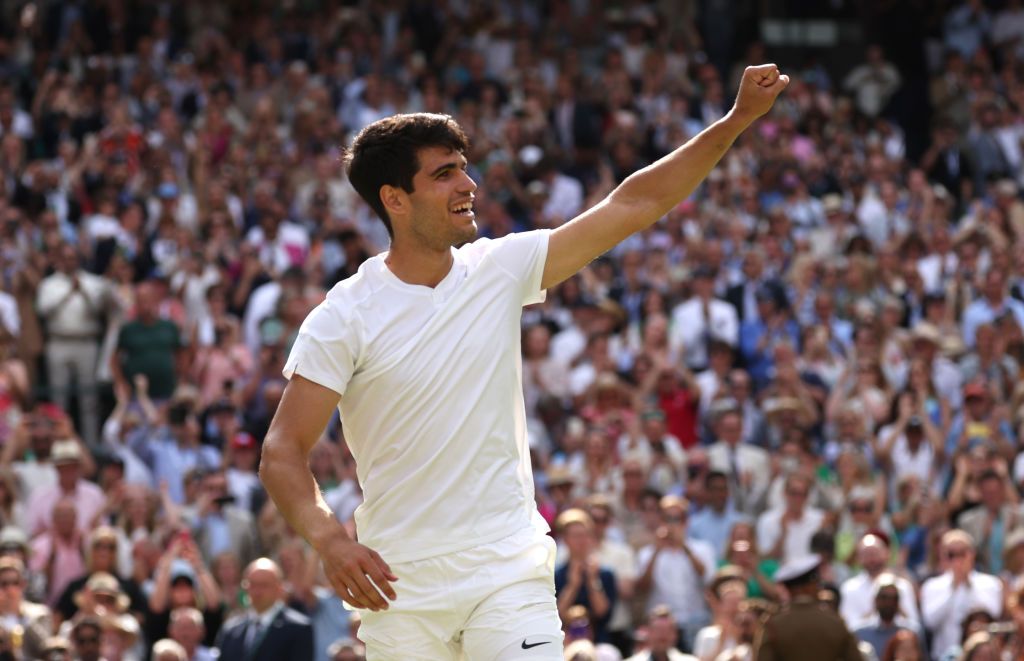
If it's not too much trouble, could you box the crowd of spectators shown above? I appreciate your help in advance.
[2,0,1024,660]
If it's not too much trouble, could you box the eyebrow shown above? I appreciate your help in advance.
[428,158,467,178]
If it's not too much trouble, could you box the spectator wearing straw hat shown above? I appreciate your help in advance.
[24,440,104,538]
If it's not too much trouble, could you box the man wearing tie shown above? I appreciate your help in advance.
[215,558,314,661]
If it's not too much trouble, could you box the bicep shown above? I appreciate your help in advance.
[264,375,342,458]
[541,196,647,290]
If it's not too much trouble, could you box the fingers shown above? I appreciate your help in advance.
[371,550,400,585]
[329,549,398,612]
[347,568,389,611]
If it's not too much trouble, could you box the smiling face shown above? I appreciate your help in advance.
[393,146,478,251]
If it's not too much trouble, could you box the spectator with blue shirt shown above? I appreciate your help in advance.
[129,398,221,505]
[689,471,748,563]
[961,270,1024,348]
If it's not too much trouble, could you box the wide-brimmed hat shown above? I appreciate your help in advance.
[74,572,130,612]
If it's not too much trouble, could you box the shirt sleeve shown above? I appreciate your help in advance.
[486,230,552,307]
[283,299,360,396]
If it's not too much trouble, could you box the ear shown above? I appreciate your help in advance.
[379,185,407,219]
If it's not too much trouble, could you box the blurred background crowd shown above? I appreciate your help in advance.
[1,0,1024,660]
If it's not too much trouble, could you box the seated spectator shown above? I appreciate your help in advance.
[224,432,263,515]
[25,440,104,537]
[100,375,157,488]
[146,534,224,649]
[183,468,259,567]
[637,497,716,652]
[54,526,147,630]
[556,509,618,644]
[0,469,26,533]
[0,556,52,660]
[723,536,779,602]
[98,611,141,661]
[128,398,221,505]
[692,569,748,661]
[756,472,825,565]
[688,471,748,563]
[168,606,217,661]
[840,533,920,632]
[954,469,1023,574]
[921,530,1003,660]
[30,497,86,607]
[853,575,920,659]
[69,616,104,661]
[585,496,639,653]
[152,638,189,661]
[706,409,770,516]
[624,605,697,661]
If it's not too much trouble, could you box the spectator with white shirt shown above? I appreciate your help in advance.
[756,472,825,566]
[637,496,716,653]
[921,529,1003,660]
[670,266,739,372]
[36,243,116,447]
[839,533,921,632]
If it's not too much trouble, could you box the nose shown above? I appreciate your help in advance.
[459,170,478,194]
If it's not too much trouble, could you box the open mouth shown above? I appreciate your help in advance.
[451,201,474,217]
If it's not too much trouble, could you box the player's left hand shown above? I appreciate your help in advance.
[732,64,790,123]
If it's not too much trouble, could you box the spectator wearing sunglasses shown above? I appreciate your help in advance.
[0,556,51,660]
[921,530,1003,660]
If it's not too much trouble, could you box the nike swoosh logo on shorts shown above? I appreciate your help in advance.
[521,640,551,650]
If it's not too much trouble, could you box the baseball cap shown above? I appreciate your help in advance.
[963,382,989,400]
[157,182,179,199]
[230,432,257,451]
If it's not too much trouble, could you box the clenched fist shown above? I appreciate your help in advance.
[732,63,790,123]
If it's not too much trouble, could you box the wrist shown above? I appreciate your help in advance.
[310,523,351,554]
[724,108,758,132]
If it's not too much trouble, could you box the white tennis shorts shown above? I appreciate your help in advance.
[358,527,565,660]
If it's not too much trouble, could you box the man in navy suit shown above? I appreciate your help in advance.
[215,557,314,661]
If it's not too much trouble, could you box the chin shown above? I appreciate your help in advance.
[452,223,478,246]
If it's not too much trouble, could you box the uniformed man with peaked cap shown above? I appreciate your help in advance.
[754,554,863,661]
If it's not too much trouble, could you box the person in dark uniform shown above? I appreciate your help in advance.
[754,555,862,661]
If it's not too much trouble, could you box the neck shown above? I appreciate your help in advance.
[254,600,279,616]
[385,239,454,288]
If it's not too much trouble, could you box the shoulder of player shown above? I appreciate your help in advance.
[318,268,377,315]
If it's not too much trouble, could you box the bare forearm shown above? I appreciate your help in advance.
[609,112,753,229]
[260,441,349,552]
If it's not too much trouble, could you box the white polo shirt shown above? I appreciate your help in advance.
[284,230,551,563]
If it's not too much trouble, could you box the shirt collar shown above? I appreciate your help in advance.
[253,600,285,627]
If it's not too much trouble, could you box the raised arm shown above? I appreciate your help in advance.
[541,64,788,290]
[259,374,398,611]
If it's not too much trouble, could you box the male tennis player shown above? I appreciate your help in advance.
[260,64,789,660]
